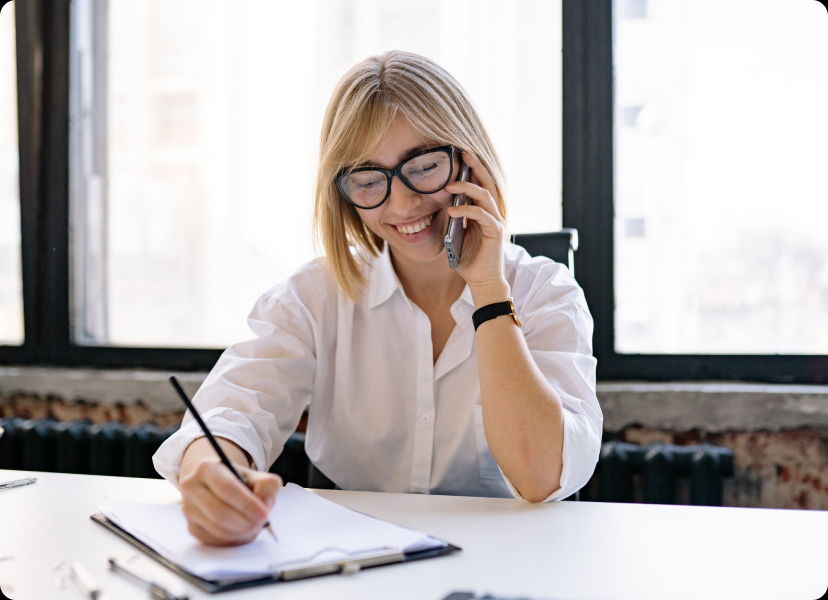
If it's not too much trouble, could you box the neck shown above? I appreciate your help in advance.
[390,249,466,311]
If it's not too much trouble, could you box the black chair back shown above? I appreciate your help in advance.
[512,228,578,274]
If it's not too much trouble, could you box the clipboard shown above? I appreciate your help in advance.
[91,512,460,593]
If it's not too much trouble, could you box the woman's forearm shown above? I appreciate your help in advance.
[472,281,565,502]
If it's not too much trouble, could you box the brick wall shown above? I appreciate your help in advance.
[0,391,184,427]
[610,426,828,509]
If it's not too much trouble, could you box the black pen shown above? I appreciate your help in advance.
[168,376,278,542]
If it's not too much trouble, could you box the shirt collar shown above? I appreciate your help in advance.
[365,244,403,308]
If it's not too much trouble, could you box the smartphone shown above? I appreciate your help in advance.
[443,162,471,269]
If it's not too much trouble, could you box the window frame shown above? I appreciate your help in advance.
[562,0,828,383]
[0,0,220,370]
[2,0,827,381]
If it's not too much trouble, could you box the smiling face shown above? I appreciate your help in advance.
[352,113,459,269]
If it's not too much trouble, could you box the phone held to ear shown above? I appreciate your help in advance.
[444,162,471,269]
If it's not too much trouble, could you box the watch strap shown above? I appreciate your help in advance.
[472,298,521,331]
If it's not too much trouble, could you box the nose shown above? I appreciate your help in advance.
[385,174,422,214]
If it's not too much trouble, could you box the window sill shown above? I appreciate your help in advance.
[1,367,827,432]
[598,381,828,432]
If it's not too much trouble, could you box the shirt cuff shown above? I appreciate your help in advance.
[152,406,271,489]
[501,467,570,503]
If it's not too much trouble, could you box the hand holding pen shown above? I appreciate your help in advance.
[170,376,283,546]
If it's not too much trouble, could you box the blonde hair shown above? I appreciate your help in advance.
[313,50,506,301]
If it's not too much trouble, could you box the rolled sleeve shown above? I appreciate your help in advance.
[504,260,603,502]
[152,273,320,487]
[152,407,275,488]
[499,361,602,502]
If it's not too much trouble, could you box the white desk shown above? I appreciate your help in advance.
[0,469,826,600]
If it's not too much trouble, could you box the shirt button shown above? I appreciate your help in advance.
[420,414,431,424]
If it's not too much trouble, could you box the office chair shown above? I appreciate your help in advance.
[511,228,578,274]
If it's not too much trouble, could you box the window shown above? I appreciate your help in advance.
[614,0,828,355]
[0,1,23,346]
[71,0,563,349]
[11,0,828,380]
[564,0,828,381]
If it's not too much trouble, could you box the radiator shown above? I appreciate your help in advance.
[0,417,312,483]
[0,417,179,478]
[580,440,735,506]
[0,418,734,505]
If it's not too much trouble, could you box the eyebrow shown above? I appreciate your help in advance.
[357,144,435,169]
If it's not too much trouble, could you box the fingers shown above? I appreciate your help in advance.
[180,460,282,546]
[447,203,505,240]
[187,519,244,547]
[445,159,502,222]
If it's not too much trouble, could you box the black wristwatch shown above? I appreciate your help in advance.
[472,298,522,331]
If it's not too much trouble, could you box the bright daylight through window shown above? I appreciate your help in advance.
[71,0,562,348]
[614,0,828,354]
[0,1,23,346]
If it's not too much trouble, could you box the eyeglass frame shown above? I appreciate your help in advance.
[335,145,458,209]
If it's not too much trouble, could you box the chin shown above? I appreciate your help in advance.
[383,232,446,263]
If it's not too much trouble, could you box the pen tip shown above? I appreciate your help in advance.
[266,524,279,542]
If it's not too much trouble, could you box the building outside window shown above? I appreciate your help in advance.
[614,0,828,355]
[71,0,563,349]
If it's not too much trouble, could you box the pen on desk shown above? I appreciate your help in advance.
[69,561,100,600]
[168,375,278,542]
[0,476,37,490]
[108,557,189,600]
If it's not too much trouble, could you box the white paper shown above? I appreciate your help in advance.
[99,483,446,580]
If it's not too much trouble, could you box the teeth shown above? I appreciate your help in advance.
[396,214,432,235]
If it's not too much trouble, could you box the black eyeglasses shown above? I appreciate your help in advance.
[335,145,457,209]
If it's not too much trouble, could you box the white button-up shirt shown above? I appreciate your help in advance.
[153,243,602,501]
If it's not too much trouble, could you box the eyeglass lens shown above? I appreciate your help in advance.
[339,149,453,208]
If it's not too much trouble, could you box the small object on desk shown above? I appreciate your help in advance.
[69,561,100,599]
[167,375,278,542]
[0,476,37,491]
[108,557,190,600]
[442,593,556,600]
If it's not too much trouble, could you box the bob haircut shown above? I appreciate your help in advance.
[313,50,507,301]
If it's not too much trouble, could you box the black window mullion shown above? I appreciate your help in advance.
[562,0,615,375]
[39,0,71,364]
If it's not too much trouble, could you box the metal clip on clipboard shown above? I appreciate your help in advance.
[274,547,406,580]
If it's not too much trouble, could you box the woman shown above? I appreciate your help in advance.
[153,50,602,546]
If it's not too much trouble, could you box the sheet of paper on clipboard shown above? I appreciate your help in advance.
[94,483,458,590]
